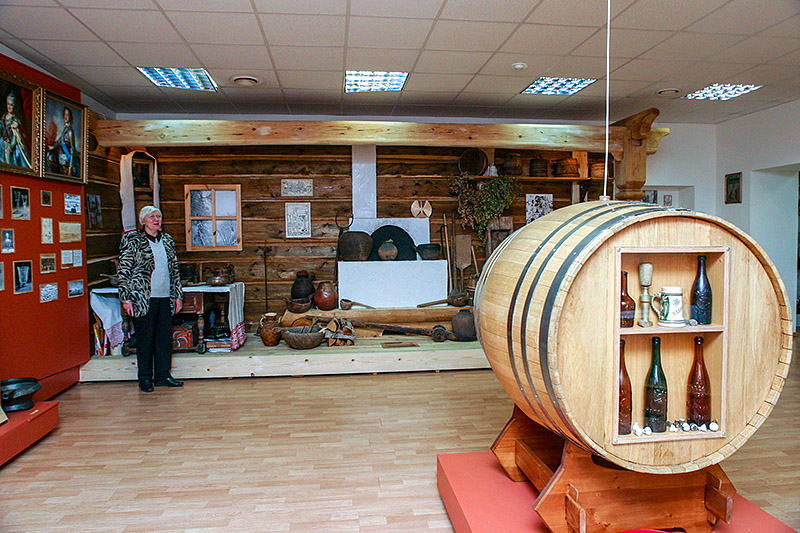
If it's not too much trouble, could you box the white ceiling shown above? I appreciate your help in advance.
[1,0,799,124]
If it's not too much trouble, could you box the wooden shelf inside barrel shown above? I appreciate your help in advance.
[612,245,729,446]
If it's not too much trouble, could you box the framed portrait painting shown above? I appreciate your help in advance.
[0,68,40,177]
[41,91,87,183]
[725,172,742,204]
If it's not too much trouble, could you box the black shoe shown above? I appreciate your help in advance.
[138,379,154,393]
[154,376,183,388]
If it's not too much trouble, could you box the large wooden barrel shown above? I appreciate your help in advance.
[475,201,792,474]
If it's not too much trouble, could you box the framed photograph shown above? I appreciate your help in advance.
[725,172,742,204]
[67,279,84,298]
[40,253,56,273]
[41,190,52,206]
[59,221,81,242]
[663,194,673,207]
[10,186,30,219]
[0,262,4,291]
[525,193,553,224]
[642,189,658,204]
[1,228,14,253]
[41,217,53,244]
[0,68,41,177]
[86,193,103,229]
[42,91,87,183]
[13,260,32,294]
[0,185,3,218]
[132,160,152,189]
[64,193,81,214]
[285,202,311,238]
[40,282,58,303]
[281,178,313,197]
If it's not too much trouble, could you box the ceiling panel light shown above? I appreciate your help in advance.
[521,77,596,95]
[344,71,408,93]
[683,83,762,101]
[137,67,218,91]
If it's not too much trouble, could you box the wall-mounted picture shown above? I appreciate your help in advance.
[40,253,56,273]
[0,262,4,291]
[525,193,553,224]
[64,192,81,214]
[40,282,58,303]
[0,69,40,177]
[285,202,311,238]
[42,91,87,183]
[86,193,102,229]
[0,184,3,218]
[1,228,14,253]
[642,189,658,204]
[132,160,152,189]
[11,186,30,219]
[67,278,84,298]
[281,178,313,197]
[725,172,742,204]
[41,190,52,206]
[13,259,32,294]
[663,194,673,207]
[41,217,53,244]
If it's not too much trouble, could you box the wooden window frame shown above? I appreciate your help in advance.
[184,184,242,252]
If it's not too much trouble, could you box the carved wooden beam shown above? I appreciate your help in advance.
[612,109,669,200]
[93,119,626,155]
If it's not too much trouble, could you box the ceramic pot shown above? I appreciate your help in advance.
[451,309,477,340]
[338,231,373,261]
[377,239,399,261]
[291,270,316,300]
[258,312,281,346]
[314,281,338,311]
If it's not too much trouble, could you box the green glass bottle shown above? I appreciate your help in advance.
[644,336,668,432]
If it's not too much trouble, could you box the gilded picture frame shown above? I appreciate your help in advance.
[0,68,41,177]
[41,91,87,183]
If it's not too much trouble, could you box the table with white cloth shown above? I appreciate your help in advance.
[90,282,247,354]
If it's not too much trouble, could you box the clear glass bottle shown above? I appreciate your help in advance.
[687,336,711,426]
[690,255,712,324]
[620,271,636,328]
[618,339,632,435]
[644,336,668,432]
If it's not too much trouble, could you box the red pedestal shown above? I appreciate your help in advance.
[437,451,794,533]
[0,401,59,466]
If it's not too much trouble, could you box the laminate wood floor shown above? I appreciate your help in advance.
[1,351,797,531]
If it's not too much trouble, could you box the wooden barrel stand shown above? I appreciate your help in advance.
[493,406,735,533]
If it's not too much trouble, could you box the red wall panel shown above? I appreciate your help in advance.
[0,54,89,387]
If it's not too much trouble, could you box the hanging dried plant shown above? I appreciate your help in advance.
[450,173,519,240]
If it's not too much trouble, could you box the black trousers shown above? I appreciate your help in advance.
[133,297,173,381]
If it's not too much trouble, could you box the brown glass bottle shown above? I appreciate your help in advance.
[618,339,632,435]
[644,336,668,432]
[687,336,711,426]
[620,271,636,327]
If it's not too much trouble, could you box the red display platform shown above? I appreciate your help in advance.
[437,451,794,533]
[0,401,59,466]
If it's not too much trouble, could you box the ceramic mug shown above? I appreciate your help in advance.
[650,286,686,327]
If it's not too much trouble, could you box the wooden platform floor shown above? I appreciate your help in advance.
[80,335,489,382]
[2,347,797,531]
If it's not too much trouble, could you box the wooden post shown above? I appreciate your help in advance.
[612,108,669,201]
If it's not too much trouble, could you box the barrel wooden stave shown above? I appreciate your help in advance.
[477,201,792,474]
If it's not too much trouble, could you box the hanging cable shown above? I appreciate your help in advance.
[601,0,612,201]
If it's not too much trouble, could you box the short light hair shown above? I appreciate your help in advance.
[138,205,162,225]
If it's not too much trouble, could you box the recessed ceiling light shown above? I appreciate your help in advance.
[137,67,217,91]
[521,77,596,96]
[232,75,259,87]
[511,62,528,70]
[344,71,408,93]
[656,88,680,96]
[683,83,762,101]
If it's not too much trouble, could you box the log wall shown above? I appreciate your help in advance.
[86,144,611,331]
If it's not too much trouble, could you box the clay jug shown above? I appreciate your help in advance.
[314,281,338,311]
[258,312,281,347]
[291,270,315,300]
[451,309,477,340]
[338,231,373,261]
[377,239,399,261]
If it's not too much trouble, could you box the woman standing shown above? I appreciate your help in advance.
[117,206,183,392]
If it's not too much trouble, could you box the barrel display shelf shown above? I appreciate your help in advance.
[614,246,729,445]
[474,200,792,532]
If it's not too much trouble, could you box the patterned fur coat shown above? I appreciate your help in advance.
[117,228,183,317]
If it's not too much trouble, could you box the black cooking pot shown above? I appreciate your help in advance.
[1,378,42,412]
